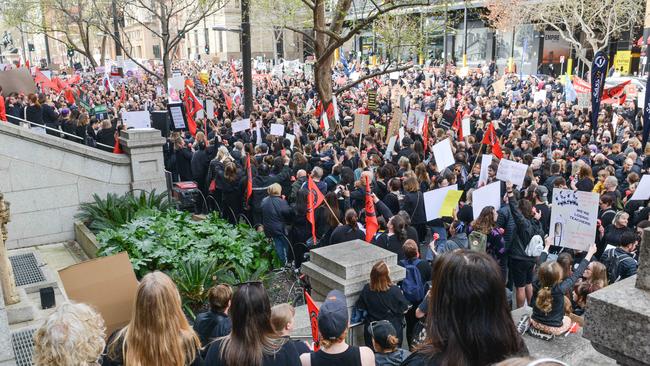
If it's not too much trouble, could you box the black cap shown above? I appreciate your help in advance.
[370,320,397,349]
[318,290,348,340]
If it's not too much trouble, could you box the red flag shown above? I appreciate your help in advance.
[116,85,126,110]
[482,123,503,159]
[230,61,239,83]
[67,74,81,85]
[452,110,463,140]
[112,138,123,154]
[601,80,630,104]
[183,85,203,136]
[304,291,320,351]
[422,116,429,153]
[306,176,326,244]
[64,88,76,104]
[25,60,30,70]
[223,89,233,112]
[246,155,253,204]
[364,179,378,242]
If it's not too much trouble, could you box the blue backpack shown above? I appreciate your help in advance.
[400,259,426,304]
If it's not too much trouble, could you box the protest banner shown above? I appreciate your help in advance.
[270,123,285,136]
[438,190,463,218]
[432,138,455,171]
[630,175,650,201]
[496,159,528,187]
[478,154,492,186]
[122,110,151,129]
[472,182,501,219]
[0,68,37,96]
[353,114,371,134]
[367,90,377,111]
[424,184,458,221]
[549,189,599,252]
[232,119,251,133]
[386,108,401,144]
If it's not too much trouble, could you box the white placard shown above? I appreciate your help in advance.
[432,138,455,171]
[206,100,215,119]
[385,135,397,158]
[533,90,547,104]
[285,133,296,149]
[332,95,340,122]
[232,119,250,133]
[390,71,400,80]
[478,154,492,186]
[461,117,471,136]
[398,127,405,145]
[270,123,285,136]
[168,76,184,91]
[321,112,330,130]
[121,110,151,129]
[496,159,528,187]
[472,182,502,219]
[424,184,458,221]
[169,104,185,130]
[630,175,650,201]
[407,110,426,131]
[196,100,205,120]
[549,189,599,251]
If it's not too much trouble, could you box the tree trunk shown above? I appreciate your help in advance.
[100,35,107,67]
[314,0,332,109]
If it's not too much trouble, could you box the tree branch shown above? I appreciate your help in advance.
[334,63,413,95]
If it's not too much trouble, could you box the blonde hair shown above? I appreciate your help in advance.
[268,183,282,196]
[536,262,562,314]
[270,303,295,333]
[108,271,201,366]
[33,302,106,366]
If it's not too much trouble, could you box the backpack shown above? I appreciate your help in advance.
[525,235,544,257]
[400,258,426,304]
[468,231,487,252]
[603,248,634,284]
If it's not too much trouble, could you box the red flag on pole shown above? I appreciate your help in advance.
[64,88,76,105]
[113,138,123,154]
[452,110,463,140]
[306,176,325,244]
[246,155,253,204]
[223,89,233,112]
[482,123,503,159]
[364,178,378,242]
[230,61,239,83]
[304,290,320,351]
[183,85,203,136]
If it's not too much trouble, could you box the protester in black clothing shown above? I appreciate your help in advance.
[401,177,427,242]
[402,251,527,366]
[174,137,194,182]
[95,120,116,152]
[330,209,365,245]
[270,304,311,355]
[191,132,211,199]
[400,239,431,350]
[41,95,60,136]
[24,93,44,132]
[374,215,408,260]
[300,290,375,366]
[205,282,301,366]
[261,183,294,265]
[193,284,233,347]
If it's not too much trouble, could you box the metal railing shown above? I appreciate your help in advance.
[6,114,114,151]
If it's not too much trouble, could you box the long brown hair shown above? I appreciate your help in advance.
[472,206,496,234]
[369,261,391,292]
[536,261,562,314]
[108,271,200,366]
[420,250,527,365]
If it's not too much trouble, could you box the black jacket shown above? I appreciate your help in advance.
[175,147,194,181]
[401,191,426,225]
[96,127,116,152]
[250,166,291,212]
[261,195,293,237]
[193,311,231,347]
[25,105,43,126]
[330,224,365,245]
[508,195,544,261]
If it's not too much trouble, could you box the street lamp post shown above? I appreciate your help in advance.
[241,0,252,118]
[112,0,122,57]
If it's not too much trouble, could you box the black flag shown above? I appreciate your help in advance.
[642,73,650,148]
[590,51,608,131]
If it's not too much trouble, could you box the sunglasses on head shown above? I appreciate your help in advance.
[368,320,391,340]
[235,281,263,288]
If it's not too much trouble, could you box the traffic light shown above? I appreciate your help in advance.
[67,48,74,57]
[28,43,35,52]
[205,45,209,55]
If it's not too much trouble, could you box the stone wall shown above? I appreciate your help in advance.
[0,123,132,249]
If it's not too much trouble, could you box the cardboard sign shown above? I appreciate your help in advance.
[472,182,501,219]
[576,92,590,108]
[386,108,402,144]
[122,110,151,129]
[432,138,455,171]
[0,68,37,96]
[492,78,505,94]
[232,118,251,133]
[549,189,599,251]
[353,114,371,134]
[478,154,492,186]
[59,252,138,335]
[424,184,458,221]
[407,110,426,131]
[496,159,528,187]
[630,175,650,201]
[270,123,285,136]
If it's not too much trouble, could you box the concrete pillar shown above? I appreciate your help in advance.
[583,227,650,366]
[119,129,168,194]
[0,194,18,306]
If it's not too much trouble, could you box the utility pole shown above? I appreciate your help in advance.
[462,1,468,67]
[112,0,122,57]
[40,0,52,65]
[241,0,253,118]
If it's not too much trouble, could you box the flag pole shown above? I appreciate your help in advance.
[321,199,342,226]
[471,142,485,170]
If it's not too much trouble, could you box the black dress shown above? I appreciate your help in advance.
[204,338,301,366]
[355,284,410,349]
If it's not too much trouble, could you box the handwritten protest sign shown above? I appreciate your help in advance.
[424,184,458,221]
[122,110,151,129]
[270,123,285,136]
[496,159,528,187]
[232,119,250,133]
[353,114,371,134]
[386,108,402,144]
[492,79,505,94]
[549,189,599,251]
[406,110,426,131]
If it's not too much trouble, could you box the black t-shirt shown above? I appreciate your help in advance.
[400,351,441,366]
[355,284,410,328]
[204,337,301,366]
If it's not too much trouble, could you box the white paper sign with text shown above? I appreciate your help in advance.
[549,189,598,251]
[496,159,528,187]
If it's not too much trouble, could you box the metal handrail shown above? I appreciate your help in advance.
[6,114,114,150]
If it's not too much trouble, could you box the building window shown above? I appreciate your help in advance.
[153,44,161,59]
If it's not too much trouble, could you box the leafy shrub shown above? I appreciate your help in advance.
[76,190,171,232]
[95,210,277,279]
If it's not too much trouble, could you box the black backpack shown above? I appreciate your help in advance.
[602,248,634,284]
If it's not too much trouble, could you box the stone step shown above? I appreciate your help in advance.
[309,240,399,279]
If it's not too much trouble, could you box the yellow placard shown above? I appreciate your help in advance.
[438,190,463,218]
[613,51,632,75]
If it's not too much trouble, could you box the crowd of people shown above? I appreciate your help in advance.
[4,55,647,365]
